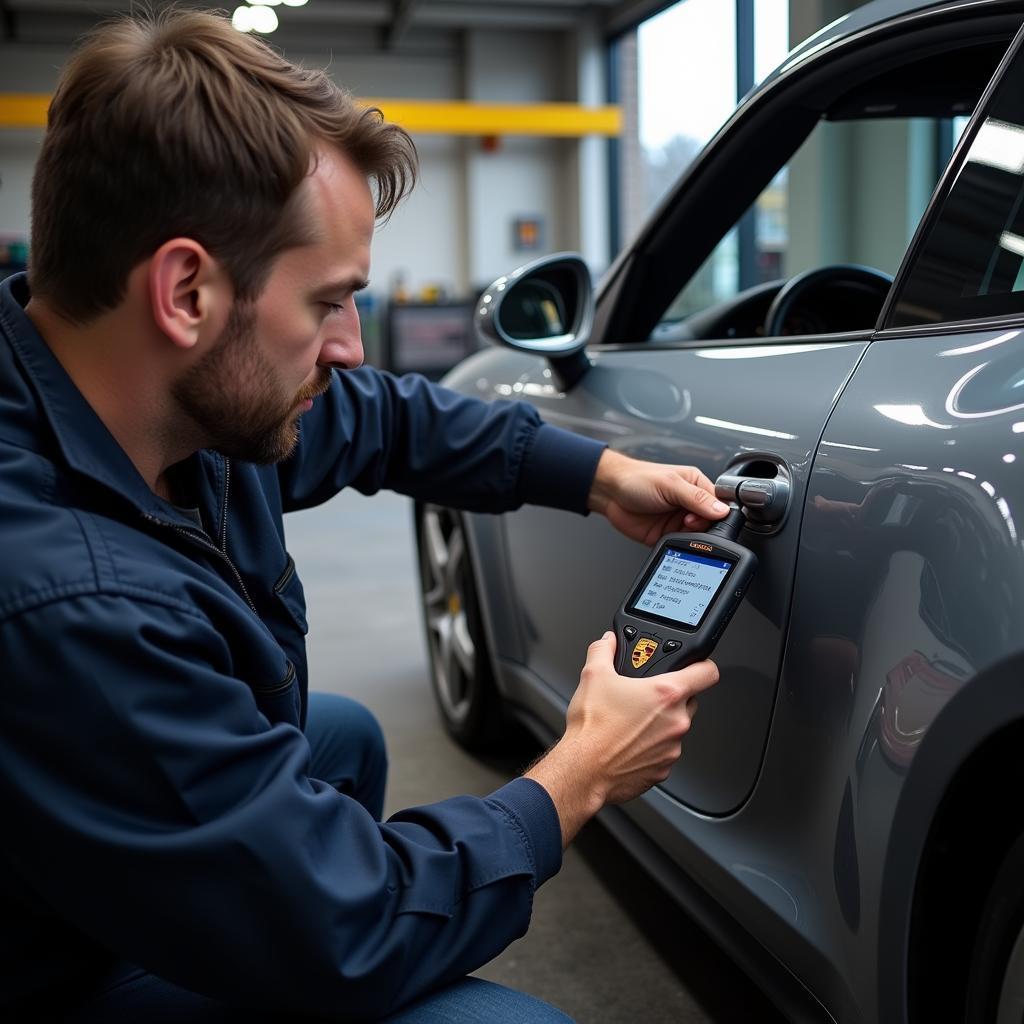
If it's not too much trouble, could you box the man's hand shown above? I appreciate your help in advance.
[525,632,719,847]
[588,449,729,545]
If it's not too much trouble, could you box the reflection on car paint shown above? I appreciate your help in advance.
[880,651,966,768]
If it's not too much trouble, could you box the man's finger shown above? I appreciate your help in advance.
[673,479,729,520]
[686,467,717,495]
[662,659,720,698]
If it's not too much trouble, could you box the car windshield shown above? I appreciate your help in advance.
[653,114,970,339]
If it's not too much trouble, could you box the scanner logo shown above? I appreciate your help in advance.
[631,637,659,669]
[690,542,713,552]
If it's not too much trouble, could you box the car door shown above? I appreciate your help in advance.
[497,333,868,816]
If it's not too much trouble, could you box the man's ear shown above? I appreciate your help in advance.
[148,239,230,350]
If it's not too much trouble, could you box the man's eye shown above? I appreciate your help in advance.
[322,301,346,315]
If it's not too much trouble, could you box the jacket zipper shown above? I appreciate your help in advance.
[142,458,258,614]
[255,660,296,696]
[273,555,296,594]
[219,457,231,553]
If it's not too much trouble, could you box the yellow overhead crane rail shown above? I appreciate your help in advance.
[0,93,622,137]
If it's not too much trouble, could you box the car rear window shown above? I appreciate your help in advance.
[889,37,1024,327]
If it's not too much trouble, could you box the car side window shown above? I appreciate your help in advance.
[652,117,953,341]
[889,45,1024,328]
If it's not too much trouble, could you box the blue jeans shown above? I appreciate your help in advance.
[61,693,572,1023]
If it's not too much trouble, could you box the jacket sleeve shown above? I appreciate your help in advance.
[276,366,606,515]
[0,593,562,1019]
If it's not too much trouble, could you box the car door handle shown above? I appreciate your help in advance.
[715,470,791,527]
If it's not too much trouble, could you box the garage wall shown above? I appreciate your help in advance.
[0,23,609,303]
[0,129,39,237]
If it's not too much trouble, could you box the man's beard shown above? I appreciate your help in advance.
[172,301,332,465]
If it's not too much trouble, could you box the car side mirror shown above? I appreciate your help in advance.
[475,253,593,390]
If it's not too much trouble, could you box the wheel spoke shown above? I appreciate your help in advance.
[422,507,450,592]
[445,528,465,593]
[440,623,468,713]
[452,612,476,676]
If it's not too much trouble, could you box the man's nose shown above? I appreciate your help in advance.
[317,334,364,371]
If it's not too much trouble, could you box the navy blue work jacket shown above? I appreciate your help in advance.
[0,274,606,1018]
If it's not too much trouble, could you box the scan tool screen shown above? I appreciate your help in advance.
[630,548,733,628]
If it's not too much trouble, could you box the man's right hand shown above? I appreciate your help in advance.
[524,632,719,847]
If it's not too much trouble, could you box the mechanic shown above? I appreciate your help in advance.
[0,10,728,1022]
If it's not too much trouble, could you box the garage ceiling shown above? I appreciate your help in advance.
[0,0,673,52]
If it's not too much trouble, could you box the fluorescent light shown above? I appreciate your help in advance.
[1002,232,1024,257]
[282,0,309,5]
[969,118,1024,175]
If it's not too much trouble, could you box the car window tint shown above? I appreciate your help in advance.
[890,53,1024,328]
[655,117,949,339]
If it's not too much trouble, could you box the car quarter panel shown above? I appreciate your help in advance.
[752,326,1024,1018]
[446,338,868,816]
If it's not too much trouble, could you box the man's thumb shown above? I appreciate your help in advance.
[586,630,617,664]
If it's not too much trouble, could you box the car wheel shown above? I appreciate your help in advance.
[965,831,1024,1023]
[414,503,506,750]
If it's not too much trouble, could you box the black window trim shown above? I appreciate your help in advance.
[874,311,1024,341]
[595,329,873,354]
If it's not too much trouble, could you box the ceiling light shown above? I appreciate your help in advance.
[232,4,279,33]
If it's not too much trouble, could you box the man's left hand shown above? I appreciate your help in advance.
[587,449,729,546]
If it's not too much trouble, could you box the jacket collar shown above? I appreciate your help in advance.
[0,273,218,526]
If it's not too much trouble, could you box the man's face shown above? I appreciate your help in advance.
[173,147,374,464]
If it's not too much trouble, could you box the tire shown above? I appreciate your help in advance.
[414,503,507,750]
[965,831,1024,1023]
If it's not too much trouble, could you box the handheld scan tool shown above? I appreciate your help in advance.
[613,507,757,677]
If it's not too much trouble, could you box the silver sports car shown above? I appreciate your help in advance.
[415,1,1024,1020]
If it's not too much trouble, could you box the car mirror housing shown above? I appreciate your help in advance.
[475,253,593,390]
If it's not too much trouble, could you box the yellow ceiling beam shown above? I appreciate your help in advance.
[362,99,622,137]
[0,93,49,129]
[0,93,621,137]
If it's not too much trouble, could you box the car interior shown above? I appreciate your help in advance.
[590,15,1023,347]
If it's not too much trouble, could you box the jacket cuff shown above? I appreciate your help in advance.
[487,777,562,887]
[517,423,606,515]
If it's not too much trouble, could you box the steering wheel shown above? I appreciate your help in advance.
[763,264,893,337]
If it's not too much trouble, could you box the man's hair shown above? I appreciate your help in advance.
[29,8,417,324]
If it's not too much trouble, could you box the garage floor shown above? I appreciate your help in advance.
[288,488,786,1024]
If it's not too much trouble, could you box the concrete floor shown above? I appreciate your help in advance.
[287,488,786,1024]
